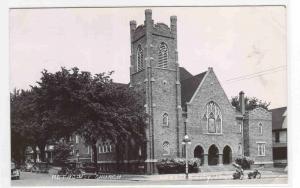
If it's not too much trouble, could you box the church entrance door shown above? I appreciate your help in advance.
[208,145,219,165]
[194,145,204,166]
[223,145,232,164]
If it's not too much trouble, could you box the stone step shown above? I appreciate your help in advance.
[200,164,235,172]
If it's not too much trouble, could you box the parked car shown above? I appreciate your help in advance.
[31,162,49,173]
[73,163,98,179]
[21,162,34,172]
[11,162,20,180]
[57,162,77,177]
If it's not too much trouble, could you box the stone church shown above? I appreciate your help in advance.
[70,9,273,174]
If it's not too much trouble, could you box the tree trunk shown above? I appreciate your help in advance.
[32,146,37,164]
[92,143,97,167]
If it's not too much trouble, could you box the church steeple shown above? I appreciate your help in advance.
[129,9,183,173]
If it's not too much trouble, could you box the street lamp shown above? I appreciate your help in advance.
[182,134,191,180]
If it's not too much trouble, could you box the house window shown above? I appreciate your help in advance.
[137,45,144,71]
[162,141,170,155]
[162,113,169,127]
[105,144,108,153]
[275,132,280,143]
[158,42,168,68]
[75,135,79,144]
[238,143,243,155]
[240,123,243,133]
[204,101,222,134]
[258,123,263,135]
[257,143,266,156]
[109,145,112,152]
[98,146,102,153]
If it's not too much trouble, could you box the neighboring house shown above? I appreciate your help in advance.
[69,9,274,174]
[271,107,287,166]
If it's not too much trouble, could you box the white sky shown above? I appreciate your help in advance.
[9,6,287,109]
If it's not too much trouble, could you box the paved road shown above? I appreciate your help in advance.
[11,172,288,186]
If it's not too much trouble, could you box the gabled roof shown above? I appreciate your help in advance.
[270,107,287,130]
[180,70,207,107]
[179,67,193,81]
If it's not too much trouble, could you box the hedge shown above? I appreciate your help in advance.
[235,156,254,170]
[156,158,201,174]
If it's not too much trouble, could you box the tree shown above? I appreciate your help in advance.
[52,142,72,165]
[231,96,270,111]
[32,67,147,165]
[11,89,41,165]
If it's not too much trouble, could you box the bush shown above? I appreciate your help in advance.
[156,158,200,174]
[235,156,254,170]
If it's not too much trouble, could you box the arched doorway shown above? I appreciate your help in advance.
[194,145,204,165]
[223,145,232,164]
[208,145,219,165]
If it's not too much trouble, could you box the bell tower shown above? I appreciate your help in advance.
[129,9,183,173]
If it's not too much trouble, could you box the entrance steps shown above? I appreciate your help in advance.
[200,164,234,172]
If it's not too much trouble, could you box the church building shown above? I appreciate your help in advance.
[70,9,273,174]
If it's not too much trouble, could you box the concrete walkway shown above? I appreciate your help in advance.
[120,170,287,181]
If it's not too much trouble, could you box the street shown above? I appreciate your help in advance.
[11,171,288,186]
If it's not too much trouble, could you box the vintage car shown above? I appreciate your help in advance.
[72,163,98,179]
[57,162,77,177]
[11,162,20,180]
[21,162,34,172]
[31,162,49,173]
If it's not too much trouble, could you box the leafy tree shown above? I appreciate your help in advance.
[30,67,147,165]
[52,142,72,165]
[10,89,41,165]
[231,96,270,111]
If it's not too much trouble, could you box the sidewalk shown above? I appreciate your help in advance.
[121,170,287,181]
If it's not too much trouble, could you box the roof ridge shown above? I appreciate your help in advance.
[180,71,207,82]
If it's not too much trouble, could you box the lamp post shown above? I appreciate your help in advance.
[182,134,191,180]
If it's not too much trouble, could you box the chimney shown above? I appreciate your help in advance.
[239,91,245,115]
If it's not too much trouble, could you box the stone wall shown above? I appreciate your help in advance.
[187,68,243,164]
[246,108,273,164]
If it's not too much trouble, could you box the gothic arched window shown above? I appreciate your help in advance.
[203,101,222,134]
[162,113,169,127]
[137,45,144,71]
[258,123,263,135]
[162,141,170,155]
[158,42,168,68]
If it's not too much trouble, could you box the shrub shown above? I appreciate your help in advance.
[156,158,201,174]
[235,156,254,170]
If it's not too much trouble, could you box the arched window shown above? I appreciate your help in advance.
[238,143,243,155]
[203,101,222,134]
[162,141,170,155]
[162,113,169,127]
[158,42,168,68]
[258,123,263,135]
[137,45,144,71]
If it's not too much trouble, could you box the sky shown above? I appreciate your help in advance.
[9,6,287,109]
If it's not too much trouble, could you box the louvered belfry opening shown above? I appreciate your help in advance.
[137,45,144,71]
[158,42,168,68]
